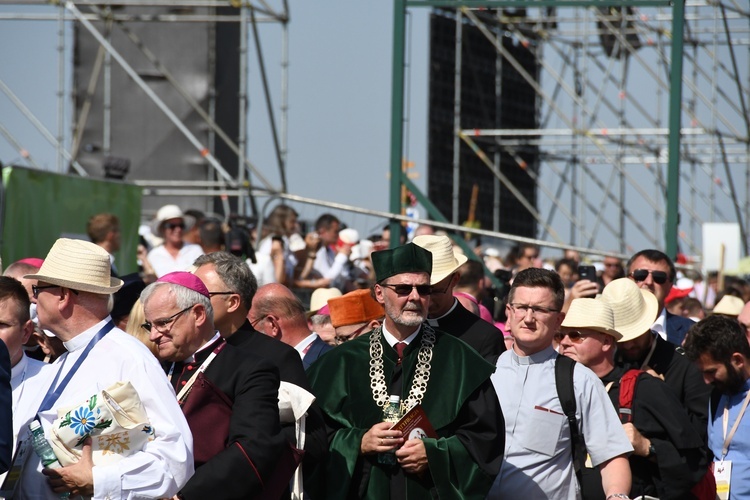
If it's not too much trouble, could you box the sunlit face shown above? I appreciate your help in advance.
[517,248,539,272]
[194,264,235,334]
[628,256,672,310]
[558,328,608,369]
[506,286,564,356]
[143,286,200,362]
[162,217,186,246]
[0,298,33,366]
[696,353,747,395]
[603,258,622,279]
[737,303,750,345]
[318,221,341,246]
[428,273,456,315]
[375,272,430,328]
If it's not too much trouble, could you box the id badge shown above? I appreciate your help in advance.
[0,436,33,498]
[714,460,732,500]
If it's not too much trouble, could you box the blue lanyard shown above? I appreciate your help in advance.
[37,321,115,414]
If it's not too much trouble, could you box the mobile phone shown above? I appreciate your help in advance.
[578,265,597,283]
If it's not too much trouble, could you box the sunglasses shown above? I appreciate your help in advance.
[165,222,186,230]
[554,331,592,344]
[380,283,432,297]
[630,269,668,285]
[31,284,79,299]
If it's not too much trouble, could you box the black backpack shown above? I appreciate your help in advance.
[554,355,587,485]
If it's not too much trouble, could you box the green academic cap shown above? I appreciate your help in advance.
[372,243,433,283]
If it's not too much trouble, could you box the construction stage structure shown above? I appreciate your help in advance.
[394,1,750,260]
[1,1,749,265]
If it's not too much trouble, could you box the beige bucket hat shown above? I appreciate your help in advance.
[24,238,124,295]
[561,298,622,340]
[306,287,342,317]
[600,277,659,343]
[150,204,196,237]
[412,234,468,285]
[712,295,745,317]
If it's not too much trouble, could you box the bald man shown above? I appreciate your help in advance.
[249,283,332,369]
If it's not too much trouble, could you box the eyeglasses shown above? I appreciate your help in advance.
[380,283,432,297]
[208,291,235,297]
[32,285,79,299]
[630,269,669,285]
[509,303,561,317]
[165,222,185,230]
[553,331,593,344]
[335,322,370,345]
[250,315,266,329]
[141,305,194,334]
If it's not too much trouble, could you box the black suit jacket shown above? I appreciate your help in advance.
[302,335,333,370]
[428,301,506,363]
[0,341,11,474]
[665,311,695,346]
[227,320,311,390]
[178,339,286,499]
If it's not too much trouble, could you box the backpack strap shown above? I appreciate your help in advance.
[617,369,643,424]
[555,355,587,483]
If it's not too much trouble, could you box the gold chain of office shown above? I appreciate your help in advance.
[369,324,435,412]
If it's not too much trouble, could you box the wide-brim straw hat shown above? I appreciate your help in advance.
[412,234,468,285]
[561,298,622,340]
[24,238,123,295]
[712,295,745,317]
[150,204,196,237]
[600,277,659,343]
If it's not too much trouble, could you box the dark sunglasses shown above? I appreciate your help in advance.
[630,269,668,284]
[553,331,592,344]
[165,222,185,230]
[31,284,79,299]
[380,283,432,297]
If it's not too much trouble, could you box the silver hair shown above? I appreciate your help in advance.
[140,281,214,325]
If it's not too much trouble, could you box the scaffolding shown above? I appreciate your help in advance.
[0,0,290,218]
[391,1,750,260]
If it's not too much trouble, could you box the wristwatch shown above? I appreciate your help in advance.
[647,443,657,457]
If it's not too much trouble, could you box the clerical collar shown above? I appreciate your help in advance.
[427,299,458,326]
[510,344,556,365]
[183,331,222,364]
[382,324,420,348]
[63,317,112,352]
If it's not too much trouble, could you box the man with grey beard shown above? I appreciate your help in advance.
[307,243,504,499]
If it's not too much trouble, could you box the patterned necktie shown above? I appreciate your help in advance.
[394,342,407,363]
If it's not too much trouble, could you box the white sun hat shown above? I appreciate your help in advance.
[712,295,745,317]
[600,277,659,343]
[150,204,196,237]
[412,234,469,285]
[561,298,622,340]
[24,238,123,295]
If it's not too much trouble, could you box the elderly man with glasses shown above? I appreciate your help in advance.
[307,243,504,499]
[488,267,632,499]
[141,271,289,499]
[626,249,695,346]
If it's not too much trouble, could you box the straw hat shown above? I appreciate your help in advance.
[150,204,196,237]
[600,278,659,343]
[561,298,622,340]
[412,235,468,285]
[24,238,123,295]
[712,295,745,317]
[307,288,342,317]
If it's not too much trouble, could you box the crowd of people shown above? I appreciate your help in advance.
[0,202,747,499]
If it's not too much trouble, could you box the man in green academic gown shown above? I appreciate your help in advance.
[307,243,504,499]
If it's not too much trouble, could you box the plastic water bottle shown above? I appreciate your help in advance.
[29,421,70,499]
[378,395,401,465]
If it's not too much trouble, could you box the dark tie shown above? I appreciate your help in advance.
[394,342,407,362]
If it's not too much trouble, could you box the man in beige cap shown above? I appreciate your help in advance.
[560,297,707,499]
[19,238,193,499]
[712,294,745,318]
[413,234,505,362]
[603,278,711,441]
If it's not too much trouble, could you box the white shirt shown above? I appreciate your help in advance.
[18,318,194,499]
[294,333,319,360]
[147,243,204,277]
[381,325,420,348]
[652,308,668,341]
